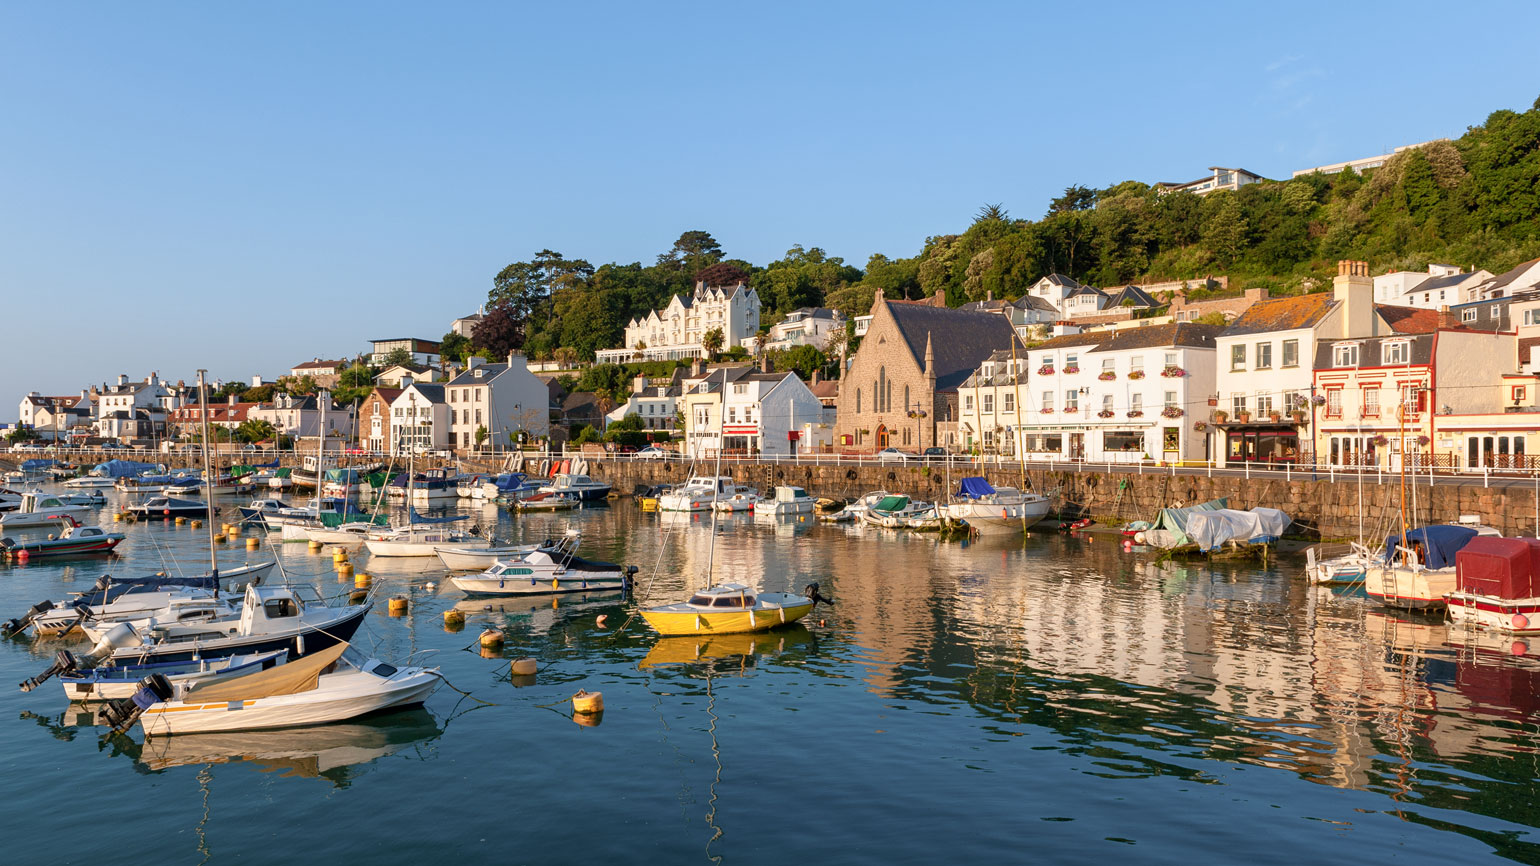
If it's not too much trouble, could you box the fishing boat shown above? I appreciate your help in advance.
[1365,522,1499,610]
[711,491,760,513]
[449,535,637,596]
[385,468,459,502]
[942,478,1052,534]
[479,473,539,500]
[515,490,581,511]
[434,541,545,572]
[455,474,489,498]
[755,486,814,516]
[901,503,944,531]
[54,650,288,701]
[840,490,891,521]
[101,642,440,736]
[640,583,823,636]
[0,492,93,528]
[538,473,612,502]
[1445,536,1540,633]
[657,476,743,512]
[114,473,201,494]
[1,520,124,558]
[123,495,206,520]
[267,467,294,489]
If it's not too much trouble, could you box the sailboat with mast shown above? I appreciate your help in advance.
[363,391,489,558]
[640,399,827,636]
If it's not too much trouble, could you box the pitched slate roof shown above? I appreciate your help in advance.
[884,303,1022,393]
[1086,322,1222,353]
[447,363,514,386]
[1480,258,1540,293]
[405,384,445,404]
[291,359,346,371]
[1030,331,1105,350]
[1220,293,1337,336]
[1013,295,1059,312]
[369,387,404,405]
[1105,285,1159,308]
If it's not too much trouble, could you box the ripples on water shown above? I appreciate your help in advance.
[2,490,1539,864]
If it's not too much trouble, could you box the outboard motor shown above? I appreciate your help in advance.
[2,599,56,637]
[622,565,640,592]
[803,582,834,607]
[98,674,174,734]
[19,650,78,692]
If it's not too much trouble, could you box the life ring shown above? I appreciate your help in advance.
[845,469,857,480]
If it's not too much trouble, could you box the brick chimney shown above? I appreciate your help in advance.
[1437,304,1458,330]
[691,358,705,377]
[811,370,821,385]
[760,355,773,374]
[1333,260,1374,337]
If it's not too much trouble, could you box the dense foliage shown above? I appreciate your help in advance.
[468,97,1540,362]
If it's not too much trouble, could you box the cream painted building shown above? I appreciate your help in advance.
[598,280,760,363]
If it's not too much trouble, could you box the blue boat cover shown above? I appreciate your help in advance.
[957,477,996,499]
[408,506,468,525]
[494,473,529,491]
[19,459,59,470]
[252,458,280,468]
[1383,525,1478,570]
[93,460,159,478]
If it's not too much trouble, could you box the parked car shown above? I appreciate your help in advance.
[876,448,911,464]
[921,447,948,461]
[636,445,672,460]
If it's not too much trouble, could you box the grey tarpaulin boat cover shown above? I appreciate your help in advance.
[1143,498,1229,548]
[1185,507,1291,551]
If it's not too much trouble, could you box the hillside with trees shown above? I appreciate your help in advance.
[469,96,1540,363]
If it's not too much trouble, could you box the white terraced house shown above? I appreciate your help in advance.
[993,323,1221,464]
[598,280,760,363]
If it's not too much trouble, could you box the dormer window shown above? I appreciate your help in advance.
[1332,344,1359,367]
[1384,341,1410,365]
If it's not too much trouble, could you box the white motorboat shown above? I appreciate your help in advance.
[64,476,116,489]
[67,583,371,667]
[55,490,107,507]
[860,495,933,528]
[298,522,380,545]
[840,490,891,521]
[103,642,440,736]
[448,535,636,596]
[755,486,815,516]
[538,473,612,502]
[0,493,93,528]
[515,490,581,511]
[434,542,544,571]
[942,478,1052,534]
[711,491,760,513]
[56,650,288,701]
[1304,542,1377,585]
[456,474,489,498]
[364,519,490,557]
[658,476,744,512]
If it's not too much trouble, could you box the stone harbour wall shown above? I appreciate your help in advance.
[584,459,1540,539]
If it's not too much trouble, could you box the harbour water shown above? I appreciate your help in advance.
[3,491,1540,864]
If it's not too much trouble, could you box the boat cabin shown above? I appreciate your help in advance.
[237,585,324,634]
[685,584,757,608]
[774,486,811,502]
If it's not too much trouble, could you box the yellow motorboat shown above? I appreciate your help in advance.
[640,582,828,636]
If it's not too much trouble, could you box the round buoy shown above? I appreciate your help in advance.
[479,627,503,648]
[228,525,241,538]
[510,657,537,676]
[213,533,227,544]
[1514,613,1530,631]
[308,539,323,552]
[443,609,465,627]
[595,614,608,629]
[16,551,29,563]
[571,689,604,714]
[388,596,408,615]
[331,546,348,558]
[112,512,122,522]
[191,520,202,529]
[246,537,260,550]
[175,516,186,525]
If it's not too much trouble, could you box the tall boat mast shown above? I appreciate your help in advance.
[196,370,218,577]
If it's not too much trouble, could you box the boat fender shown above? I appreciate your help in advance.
[1515,614,1531,631]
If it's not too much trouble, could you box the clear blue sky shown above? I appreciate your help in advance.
[3,1,1537,414]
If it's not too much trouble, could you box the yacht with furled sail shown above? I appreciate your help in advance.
[942,477,1052,534]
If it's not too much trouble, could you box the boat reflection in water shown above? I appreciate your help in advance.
[639,625,816,674]
[134,708,443,785]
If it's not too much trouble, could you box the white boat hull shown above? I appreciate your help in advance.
[434,544,539,571]
[366,535,490,558]
[944,498,1052,534]
[64,477,116,488]
[139,669,441,736]
[1365,566,1455,610]
[1447,593,1540,633]
[450,572,629,596]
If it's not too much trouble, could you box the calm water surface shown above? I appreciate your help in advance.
[3,489,1539,864]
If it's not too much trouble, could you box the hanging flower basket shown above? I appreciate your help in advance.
[1369,434,1389,446]
[1311,394,1327,406]
[1128,370,1145,380]
[1160,366,1186,378]
[1416,435,1431,446]
[1161,406,1184,419]
[1097,410,1115,418]
[1098,372,1116,381]
[1037,365,1055,376]
[1193,421,1207,431]
[1126,410,1144,418]
[1063,365,1080,375]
